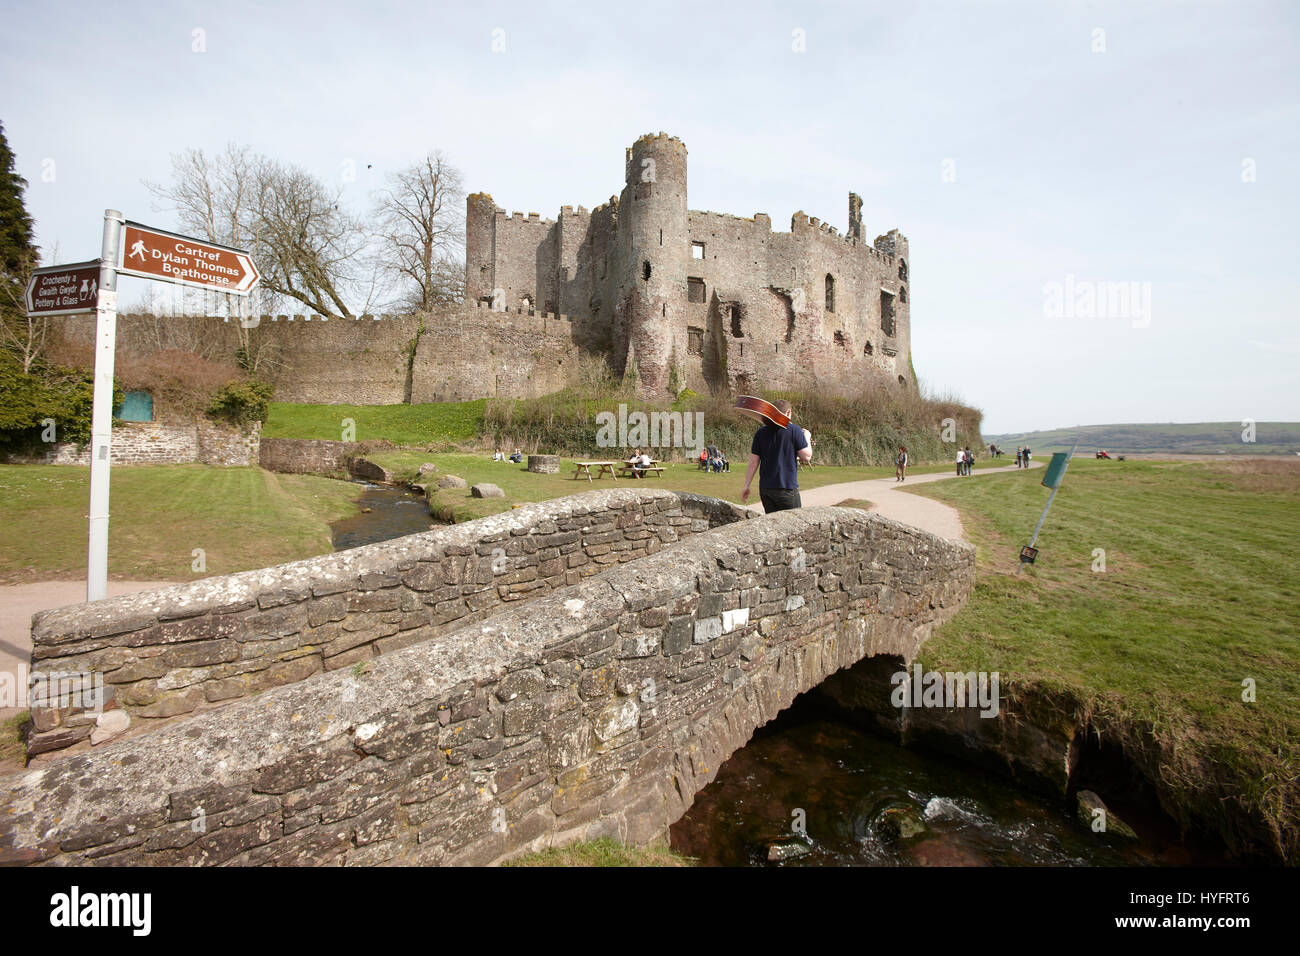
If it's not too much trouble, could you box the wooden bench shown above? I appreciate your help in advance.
[572,461,619,481]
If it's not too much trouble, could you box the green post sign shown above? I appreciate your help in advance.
[1041,452,1070,489]
[1017,442,1077,574]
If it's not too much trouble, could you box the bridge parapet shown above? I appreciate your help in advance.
[1,505,973,866]
[24,489,750,759]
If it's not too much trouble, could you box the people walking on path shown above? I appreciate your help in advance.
[895,445,909,482]
[741,398,811,513]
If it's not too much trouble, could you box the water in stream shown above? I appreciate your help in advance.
[330,481,439,550]
[670,697,1224,866]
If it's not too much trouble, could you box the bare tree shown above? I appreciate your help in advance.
[373,152,465,312]
[145,146,378,321]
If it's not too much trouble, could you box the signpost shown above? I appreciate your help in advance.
[25,260,103,317]
[1017,442,1078,575]
[25,214,259,602]
[117,222,259,294]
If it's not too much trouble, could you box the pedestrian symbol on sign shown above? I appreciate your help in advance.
[128,239,147,261]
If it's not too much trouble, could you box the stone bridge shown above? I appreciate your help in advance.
[0,489,973,866]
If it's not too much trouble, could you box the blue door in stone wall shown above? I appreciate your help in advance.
[116,390,154,422]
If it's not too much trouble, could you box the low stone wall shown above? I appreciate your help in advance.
[258,438,358,475]
[3,420,259,467]
[25,490,750,758]
[0,506,974,866]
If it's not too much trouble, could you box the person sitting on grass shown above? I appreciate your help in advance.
[509,447,523,463]
[492,449,505,462]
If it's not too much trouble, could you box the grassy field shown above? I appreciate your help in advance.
[369,450,1010,523]
[504,837,695,867]
[0,456,1007,579]
[263,400,486,446]
[985,421,1300,456]
[0,464,365,583]
[905,457,1300,860]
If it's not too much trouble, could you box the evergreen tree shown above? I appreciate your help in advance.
[0,120,37,280]
[0,121,45,373]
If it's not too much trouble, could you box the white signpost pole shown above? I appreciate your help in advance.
[86,210,124,602]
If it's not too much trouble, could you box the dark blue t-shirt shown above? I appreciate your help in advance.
[751,421,808,490]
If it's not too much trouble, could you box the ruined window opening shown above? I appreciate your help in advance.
[834,330,846,348]
[692,241,705,260]
[881,289,896,337]
[643,260,652,281]
[900,285,907,304]
[521,296,532,314]
[899,259,908,282]
[659,229,663,246]
[730,307,743,338]
[687,326,704,355]
[898,375,906,387]
[825,274,835,312]
[863,341,874,356]
[687,277,706,304]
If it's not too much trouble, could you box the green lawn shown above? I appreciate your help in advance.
[0,464,365,583]
[263,400,486,446]
[368,451,1010,523]
[905,457,1300,859]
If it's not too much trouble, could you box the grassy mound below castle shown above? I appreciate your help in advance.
[264,378,982,468]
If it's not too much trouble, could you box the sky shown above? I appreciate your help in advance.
[2,0,1296,434]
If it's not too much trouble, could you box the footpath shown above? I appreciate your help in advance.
[793,459,1042,541]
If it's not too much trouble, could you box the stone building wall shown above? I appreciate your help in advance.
[258,438,359,475]
[25,490,751,758]
[0,503,974,866]
[411,303,579,403]
[3,420,259,467]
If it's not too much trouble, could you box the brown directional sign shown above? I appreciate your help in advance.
[117,221,259,294]
[25,260,103,316]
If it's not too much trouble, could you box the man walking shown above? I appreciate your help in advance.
[741,399,811,513]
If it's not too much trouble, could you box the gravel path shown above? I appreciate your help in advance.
[741,459,1042,542]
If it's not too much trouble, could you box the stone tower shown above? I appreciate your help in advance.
[615,133,688,392]
[464,192,497,307]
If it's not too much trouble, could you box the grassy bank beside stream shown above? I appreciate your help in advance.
[905,457,1300,861]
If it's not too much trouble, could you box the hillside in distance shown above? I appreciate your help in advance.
[983,422,1300,456]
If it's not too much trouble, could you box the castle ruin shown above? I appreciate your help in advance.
[41,134,914,407]
[466,132,913,396]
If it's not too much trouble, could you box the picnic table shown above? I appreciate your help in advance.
[617,459,665,478]
[572,461,620,481]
